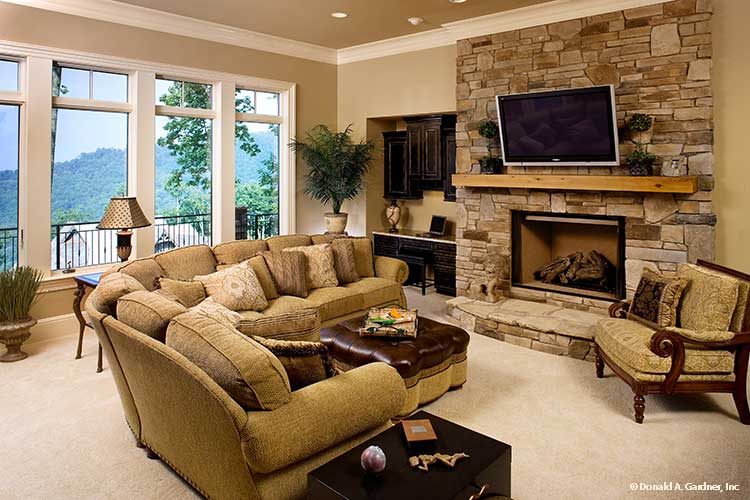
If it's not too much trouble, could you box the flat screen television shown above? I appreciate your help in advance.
[496,85,619,166]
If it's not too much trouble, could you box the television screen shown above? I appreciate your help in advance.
[496,85,619,166]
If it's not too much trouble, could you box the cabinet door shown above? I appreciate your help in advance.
[384,134,409,198]
[423,127,442,180]
[407,124,423,177]
[443,130,457,201]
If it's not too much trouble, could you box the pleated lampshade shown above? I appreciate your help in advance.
[98,197,151,230]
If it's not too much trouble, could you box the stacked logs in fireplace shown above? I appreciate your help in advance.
[533,250,616,293]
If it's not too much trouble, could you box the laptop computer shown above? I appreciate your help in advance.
[417,215,447,238]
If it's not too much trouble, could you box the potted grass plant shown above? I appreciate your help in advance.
[0,266,44,362]
[290,124,375,234]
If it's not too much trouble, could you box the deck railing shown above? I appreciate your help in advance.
[235,211,279,241]
[0,227,18,271]
[50,222,118,271]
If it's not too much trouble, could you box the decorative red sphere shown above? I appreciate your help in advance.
[360,445,386,473]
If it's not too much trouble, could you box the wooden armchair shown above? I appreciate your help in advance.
[594,260,750,424]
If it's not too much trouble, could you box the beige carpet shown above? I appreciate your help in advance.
[1,288,748,500]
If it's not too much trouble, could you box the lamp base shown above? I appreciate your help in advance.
[116,230,133,262]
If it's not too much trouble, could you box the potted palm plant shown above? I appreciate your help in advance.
[290,124,375,234]
[0,266,44,362]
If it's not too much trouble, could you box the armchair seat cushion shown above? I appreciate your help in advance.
[595,318,735,374]
[606,346,736,383]
[344,277,403,309]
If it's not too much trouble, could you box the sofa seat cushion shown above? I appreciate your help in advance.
[595,318,735,374]
[116,290,187,342]
[212,240,268,267]
[154,244,217,280]
[237,307,320,342]
[167,311,291,410]
[304,287,364,321]
[344,277,403,309]
[267,234,312,252]
[677,263,739,332]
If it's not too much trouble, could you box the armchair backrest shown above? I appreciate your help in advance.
[697,260,750,333]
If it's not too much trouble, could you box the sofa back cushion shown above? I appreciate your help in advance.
[90,272,147,316]
[266,234,312,252]
[106,257,164,291]
[158,277,206,308]
[677,263,740,331]
[116,291,187,342]
[154,245,217,281]
[166,311,292,410]
[195,260,268,312]
[213,240,269,267]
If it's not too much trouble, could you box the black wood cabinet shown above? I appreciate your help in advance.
[443,128,457,202]
[373,233,456,297]
[384,114,457,200]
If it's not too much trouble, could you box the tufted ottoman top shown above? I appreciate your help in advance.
[320,316,470,380]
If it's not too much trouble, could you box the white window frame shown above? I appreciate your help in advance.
[0,40,296,279]
[0,56,25,270]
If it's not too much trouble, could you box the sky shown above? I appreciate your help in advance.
[0,105,19,172]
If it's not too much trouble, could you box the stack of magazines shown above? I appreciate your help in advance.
[359,307,418,338]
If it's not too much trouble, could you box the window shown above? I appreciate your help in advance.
[0,59,19,91]
[50,65,130,270]
[0,104,19,271]
[154,78,213,252]
[234,88,282,240]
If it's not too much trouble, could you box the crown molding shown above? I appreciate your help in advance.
[339,0,667,64]
[3,0,338,65]
[4,0,668,66]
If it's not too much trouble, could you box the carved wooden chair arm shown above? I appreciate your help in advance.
[649,329,750,394]
[608,301,630,319]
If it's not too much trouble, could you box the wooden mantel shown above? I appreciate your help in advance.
[452,174,698,194]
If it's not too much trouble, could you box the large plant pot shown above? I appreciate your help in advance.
[0,317,36,363]
[627,129,653,145]
[324,212,348,234]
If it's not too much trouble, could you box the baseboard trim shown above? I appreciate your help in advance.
[28,313,81,345]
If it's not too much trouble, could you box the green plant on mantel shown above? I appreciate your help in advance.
[478,119,502,174]
[625,149,658,177]
[626,113,653,132]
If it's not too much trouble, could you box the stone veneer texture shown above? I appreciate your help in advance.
[454,0,715,307]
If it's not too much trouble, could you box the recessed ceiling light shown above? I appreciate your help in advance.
[449,0,468,4]
[331,12,348,18]
[408,17,424,26]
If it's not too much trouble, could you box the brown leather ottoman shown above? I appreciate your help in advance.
[320,316,469,417]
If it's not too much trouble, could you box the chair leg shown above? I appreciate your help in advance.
[421,265,426,296]
[145,447,159,460]
[732,390,750,425]
[595,350,604,379]
[733,345,750,424]
[634,394,645,424]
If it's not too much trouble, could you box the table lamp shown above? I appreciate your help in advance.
[98,197,151,262]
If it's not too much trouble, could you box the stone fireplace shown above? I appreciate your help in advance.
[448,1,716,359]
[511,211,626,301]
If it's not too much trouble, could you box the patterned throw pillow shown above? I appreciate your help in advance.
[261,251,309,298]
[190,297,242,327]
[195,260,268,312]
[628,269,688,328]
[283,244,339,289]
[157,277,206,308]
[330,239,360,284]
[251,336,336,391]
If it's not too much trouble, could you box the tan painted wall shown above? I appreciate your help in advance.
[337,46,458,236]
[713,0,750,273]
[0,2,337,321]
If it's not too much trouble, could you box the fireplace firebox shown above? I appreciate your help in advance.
[511,211,626,300]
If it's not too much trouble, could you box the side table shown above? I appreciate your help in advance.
[73,272,103,373]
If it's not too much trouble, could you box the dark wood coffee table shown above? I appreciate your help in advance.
[308,411,511,500]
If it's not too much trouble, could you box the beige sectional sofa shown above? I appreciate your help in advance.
[86,234,410,500]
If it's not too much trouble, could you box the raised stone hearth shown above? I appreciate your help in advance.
[446,296,601,361]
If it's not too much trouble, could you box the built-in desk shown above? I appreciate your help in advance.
[372,230,456,297]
